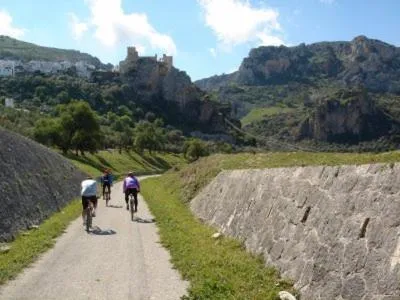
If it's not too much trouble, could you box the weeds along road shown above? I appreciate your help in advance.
[0,178,188,300]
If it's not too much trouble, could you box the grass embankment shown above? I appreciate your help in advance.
[141,150,400,298]
[65,150,186,178]
[142,175,296,299]
[241,106,295,126]
[0,200,81,284]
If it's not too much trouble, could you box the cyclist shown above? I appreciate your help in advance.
[100,169,113,200]
[123,171,140,212]
[81,176,98,223]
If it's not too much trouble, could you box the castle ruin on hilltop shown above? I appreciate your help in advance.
[119,46,173,74]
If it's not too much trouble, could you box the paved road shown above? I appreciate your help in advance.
[0,178,188,300]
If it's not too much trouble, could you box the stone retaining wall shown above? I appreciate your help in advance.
[190,164,400,300]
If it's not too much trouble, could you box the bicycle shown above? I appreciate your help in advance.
[85,201,95,232]
[129,193,137,221]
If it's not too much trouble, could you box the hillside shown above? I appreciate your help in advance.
[66,150,186,178]
[0,37,232,148]
[0,35,109,69]
[0,127,86,242]
[195,36,400,150]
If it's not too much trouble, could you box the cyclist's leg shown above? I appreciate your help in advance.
[82,196,89,224]
[125,190,130,210]
[102,184,106,198]
[107,183,111,198]
[133,189,138,212]
[89,196,97,217]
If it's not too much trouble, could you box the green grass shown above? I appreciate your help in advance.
[241,106,295,126]
[65,150,186,177]
[141,175,297,300]
[0,200,82,285]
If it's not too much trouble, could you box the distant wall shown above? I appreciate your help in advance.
[0,128,86,242]
[190,164,400,300]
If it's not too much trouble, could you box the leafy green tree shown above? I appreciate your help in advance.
[167,129,183,144]
[56,91,69,104]
[145,112,156,122]
[133,120,166,154]
[34,86,47,101]
[56,100,103,154]
[183,138,209,161]
[33,118,61,146]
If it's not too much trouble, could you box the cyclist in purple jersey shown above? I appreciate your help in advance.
[123,171,140,212]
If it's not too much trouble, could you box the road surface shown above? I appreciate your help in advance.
[0,178,188,300]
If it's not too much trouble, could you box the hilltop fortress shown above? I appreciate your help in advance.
[119,47,173,74]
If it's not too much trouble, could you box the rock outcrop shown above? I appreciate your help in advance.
[196,36,400,94]
[0,128,86,242]
[119,50,229,133]
[298,89,393,143]
[190,164,400,299]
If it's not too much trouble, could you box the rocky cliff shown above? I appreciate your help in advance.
[297,89,394,143]
[190,164,400,300]
[195,36,400,148]
[120,55,228,133]
[196,36,400,94]
[0,128,86,242]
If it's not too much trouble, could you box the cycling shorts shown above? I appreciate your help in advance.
[82,195,97,209]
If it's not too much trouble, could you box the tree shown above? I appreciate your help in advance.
[183,139,209,161]
[56,100,103,154]
[133,120,166,154]
[33,118,61,146]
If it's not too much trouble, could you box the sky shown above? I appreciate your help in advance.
[0,0,399,81]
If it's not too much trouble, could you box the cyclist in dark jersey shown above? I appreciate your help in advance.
[100,169,113,200]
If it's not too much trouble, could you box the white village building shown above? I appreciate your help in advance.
[5,98,14,108]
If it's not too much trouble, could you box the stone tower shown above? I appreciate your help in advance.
[127,47,139,62]
[119,47,139,74]
[162,54,173,70]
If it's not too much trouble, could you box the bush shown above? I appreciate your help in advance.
[183,139,209,161]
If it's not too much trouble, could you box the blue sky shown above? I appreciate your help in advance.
[0,0,399,81]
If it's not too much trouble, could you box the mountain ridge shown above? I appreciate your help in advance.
[0,35,111,69]
[195,35,400,93]
[194,35,400,149]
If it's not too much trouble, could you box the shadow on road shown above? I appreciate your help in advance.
[133,217,156,224]
[89,226,117,235]
[107,205,123,208]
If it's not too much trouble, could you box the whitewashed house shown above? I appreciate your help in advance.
[0,60,14,76]
[5,98,14,108]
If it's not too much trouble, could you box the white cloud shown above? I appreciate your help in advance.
[68,13,89,40]
[256,32,284,46]
[198,0,284,48]
[76,0,176,55]
[0,10,25,38]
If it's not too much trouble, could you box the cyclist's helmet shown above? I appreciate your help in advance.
[128,171,133,176]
